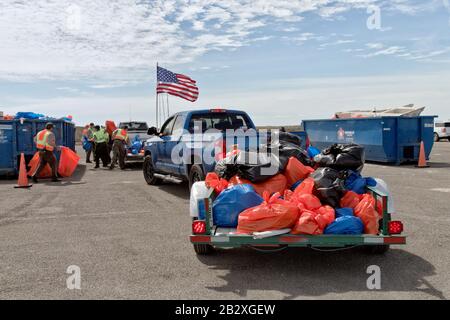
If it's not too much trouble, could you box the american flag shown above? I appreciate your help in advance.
[156,66,199,102]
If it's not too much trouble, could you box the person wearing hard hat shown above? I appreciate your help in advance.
[110,126,130,170]
[92,125,110,169]
[31,122,60,183]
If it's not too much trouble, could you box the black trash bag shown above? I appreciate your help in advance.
[279,132,302,147]
[235,151,281,183]
[311,167,346,208]
[315,144,365,172]
[314,153,336,167]
[277,142,313,169]
[214,154,240,180]
[334,144,365,171]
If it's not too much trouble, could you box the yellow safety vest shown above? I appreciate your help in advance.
[36,130,54,151]
[114,129,128,141]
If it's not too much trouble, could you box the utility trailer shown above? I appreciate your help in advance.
[190,186,406,255]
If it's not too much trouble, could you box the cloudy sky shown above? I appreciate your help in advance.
[1,0,449,126]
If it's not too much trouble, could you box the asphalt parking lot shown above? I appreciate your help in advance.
[0,143,449,300]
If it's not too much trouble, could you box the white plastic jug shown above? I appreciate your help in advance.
[190,182,212,217]
[374,178,396,214]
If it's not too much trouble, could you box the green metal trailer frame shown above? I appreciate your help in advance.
[190,186,406,252]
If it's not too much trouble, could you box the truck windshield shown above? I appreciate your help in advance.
[119,122,148,130]
[188,113,251,133]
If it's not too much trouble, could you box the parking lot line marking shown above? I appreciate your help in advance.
[431,188,450,193]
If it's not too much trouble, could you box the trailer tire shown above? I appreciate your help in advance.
[189,164,205,190]
[194,244,214,255]
[143,155,162,185]
[365,245,390,255]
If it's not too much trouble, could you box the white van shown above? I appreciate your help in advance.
[434,122,450,142]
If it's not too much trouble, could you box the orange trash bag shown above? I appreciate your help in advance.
[237,192,300,233]
[27,152,52,178]
[285,190,321,211]
[229,174,287,197]
[252,174,287,196]
[340,191,362,209]
[292,210,322,235]
[354,194,381,235]
[284,157,315,187]
[105,120,117,136]
[205,172,229,194]
[58,147,80,177]
[291,205,335,235]
[315,205,335,230]
[293,177,315,195]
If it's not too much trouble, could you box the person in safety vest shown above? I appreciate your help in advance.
[92,125,110,169]
[86,123,95,163]
[110,125,130,170]
[32,122,60,183]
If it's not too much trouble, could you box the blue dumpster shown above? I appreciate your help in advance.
[0,119,76,176]
[302,116,437,165]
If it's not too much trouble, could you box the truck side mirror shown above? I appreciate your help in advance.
[148,127,158,135]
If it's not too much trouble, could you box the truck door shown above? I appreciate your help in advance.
[164,115,186,175]
[155,116,176,171]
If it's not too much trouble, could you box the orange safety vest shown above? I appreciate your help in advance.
[114,129,128,141]
[36,129,54,151]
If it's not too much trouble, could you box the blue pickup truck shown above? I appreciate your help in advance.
[142,109,258,188]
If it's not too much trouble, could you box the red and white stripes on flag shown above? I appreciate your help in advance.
[156,66,199,102]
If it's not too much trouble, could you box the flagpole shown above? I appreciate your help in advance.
[166,93,170,117]
[155,62,159,128]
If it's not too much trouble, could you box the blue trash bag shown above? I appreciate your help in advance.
[15,112,45,119]
[324,215,364,235]
[212,184,263,227]
[345,171,377,194]
[129,136,143,155]
[82,136,92,152]
[335,207,354,218]
[307,146,321,159]
[290,179,304,191]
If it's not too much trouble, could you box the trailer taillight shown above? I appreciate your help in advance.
[192,220,206,234]
[388,221,404,234]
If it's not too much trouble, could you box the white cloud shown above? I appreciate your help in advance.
[366,43,384,49]
[0,0,433,83]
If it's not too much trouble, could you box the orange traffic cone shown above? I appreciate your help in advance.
[416,141,429,168]
[14,153,32,189]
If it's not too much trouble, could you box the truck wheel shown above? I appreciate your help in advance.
[365,245,390,255]
[143,155,162,185]
[189,164,205,190]
[434,133,440,142]
[194,244,214,255]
